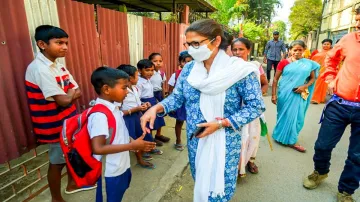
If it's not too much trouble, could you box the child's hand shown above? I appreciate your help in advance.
[146,102,151,108]
[140,104,148,111]
[131,135,156,152]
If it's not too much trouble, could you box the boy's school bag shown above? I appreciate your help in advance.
[60,104,116,187]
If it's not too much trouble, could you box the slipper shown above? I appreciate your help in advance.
[142,155,153,162]
[174,144,185,151]
[290,145,306,153]
[137,163,156,170]
[65,185,97,195]
[154,139,164,147]
[155,135,170,143]
[149,149,163,155]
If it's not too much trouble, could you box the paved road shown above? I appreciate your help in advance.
[160,96,360,202]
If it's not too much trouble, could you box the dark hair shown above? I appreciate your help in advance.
[137,59,154,70]
[91,67,129,95]
[185,19,228,50]
[35,25,68,44]
[231,38,252,50]
[117,64,138,77]
[356,5,360,15]
[178,53,192,63]
[223,30,234,46]
[289,40,306,49]
[149,53,162,61]
[321,39,333,45]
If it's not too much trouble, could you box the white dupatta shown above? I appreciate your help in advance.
[187,50,259,201]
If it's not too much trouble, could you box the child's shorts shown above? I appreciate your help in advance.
[123,112,153,141]
[169,103,186,121]
[96,168,132,202]
[153,91,163,102]
[48,142,66,164]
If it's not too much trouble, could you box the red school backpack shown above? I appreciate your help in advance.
[60,104,116,187]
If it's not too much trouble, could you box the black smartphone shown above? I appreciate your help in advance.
[190,124,206,140]
[292,88,298,92]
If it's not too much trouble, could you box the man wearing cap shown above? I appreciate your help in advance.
[263,31,286,83]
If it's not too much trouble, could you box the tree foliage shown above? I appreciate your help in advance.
[289,0,322,39]
[241,21,266,41]
[245,0,281,24]
[269,20,287,40]
[209,0,248,25]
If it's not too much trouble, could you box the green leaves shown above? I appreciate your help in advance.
[242,21,266,41]
[269,20,287,40]
[289,0,322,40]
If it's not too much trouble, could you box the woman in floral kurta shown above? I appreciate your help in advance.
[141,19,265,202]
[159,61,265,201]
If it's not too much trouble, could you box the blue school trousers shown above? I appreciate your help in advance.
[96,168,132,202]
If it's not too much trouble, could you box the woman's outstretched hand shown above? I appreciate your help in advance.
[140,104,164,135]
[196,121,221,138]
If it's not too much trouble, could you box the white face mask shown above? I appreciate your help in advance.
[188,39,215,62]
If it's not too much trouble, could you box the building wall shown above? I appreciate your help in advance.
[317,0,360,48]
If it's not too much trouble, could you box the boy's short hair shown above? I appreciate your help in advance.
[117,64,138,77]
[35,25,68,44]
[356,6,360,15]
[137,59,154,70]
[91,67,129,95]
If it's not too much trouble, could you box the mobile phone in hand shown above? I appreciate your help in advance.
[292,88,298,92]
[190,123,206,140]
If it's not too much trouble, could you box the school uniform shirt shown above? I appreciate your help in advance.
[25,52,78,143]
[168,73,176,87]
[136,77,154,99]
[150,70,166,92]
[121,86,142,111]
[88,98,131,177]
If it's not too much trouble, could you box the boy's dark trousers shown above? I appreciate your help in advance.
[313,100,360,194]
[266,59,280,82]
[96,168,132,202]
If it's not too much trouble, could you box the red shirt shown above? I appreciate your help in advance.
[276,59,290,71]
[322,32,360,102]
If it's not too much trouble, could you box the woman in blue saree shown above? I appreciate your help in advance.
[271,40,320,153]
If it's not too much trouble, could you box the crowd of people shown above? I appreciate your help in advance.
[23,5,360,202]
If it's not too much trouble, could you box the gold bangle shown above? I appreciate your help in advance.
[128,109,131,115]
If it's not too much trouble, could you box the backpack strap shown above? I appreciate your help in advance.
[87,104,117,144]
[175,69,182,81]
[160,70,165,80]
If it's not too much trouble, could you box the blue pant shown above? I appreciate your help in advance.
[96,168,132,202]
[313,101,360,194]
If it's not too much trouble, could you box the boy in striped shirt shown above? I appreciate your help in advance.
[25,25,92,202]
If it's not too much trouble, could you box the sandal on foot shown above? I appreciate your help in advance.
[238,173,246,178]
[290,145,306,153]
[137,163,156,170]
[65,185,97,194]
[142,154,153,161]
[174,144,185,151]
[247,162,259,174]
[154,139,164,147]
[155,135,170,143]
[150,149,163,155]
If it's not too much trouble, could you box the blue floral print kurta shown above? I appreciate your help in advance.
[160,62,265,201]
